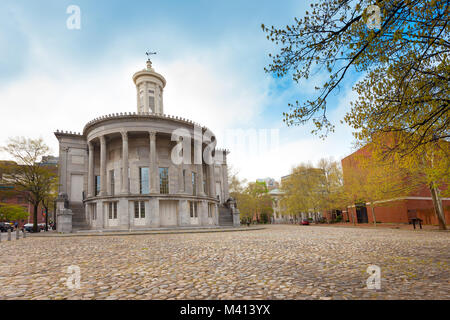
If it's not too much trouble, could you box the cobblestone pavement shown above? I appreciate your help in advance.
[0,225,449,300]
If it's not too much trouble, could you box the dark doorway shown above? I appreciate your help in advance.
[355,204,368,223]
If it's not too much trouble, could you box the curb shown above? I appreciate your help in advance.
[28,227,266,238]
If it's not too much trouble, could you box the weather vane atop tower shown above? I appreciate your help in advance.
[145,51,157,69]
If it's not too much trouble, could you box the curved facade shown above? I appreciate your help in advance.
[55,60,232,230]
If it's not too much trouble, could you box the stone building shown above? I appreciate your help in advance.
[55,59,237,231]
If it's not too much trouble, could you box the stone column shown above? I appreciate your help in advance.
[99,136,107,196]
[155,85,161,114]
[136,85,140,112]
[208,164,215,199]
[121,131,129,194]
[197,164,205,196]
[178,164,184,194]
[149,131,158,193]
[144,82,149,113]
[87,142,94,197]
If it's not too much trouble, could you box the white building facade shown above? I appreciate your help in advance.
[55,60,234,231]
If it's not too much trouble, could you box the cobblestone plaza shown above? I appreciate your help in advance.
[0,225,448,300]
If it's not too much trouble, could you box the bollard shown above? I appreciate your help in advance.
[16,229,19,240]
[7,229,11,241]
[23,230,26,238]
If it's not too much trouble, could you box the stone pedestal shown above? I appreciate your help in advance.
[233,209,241,227]
[57,209,73,233]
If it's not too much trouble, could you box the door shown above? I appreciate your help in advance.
[70,174,84,203]
[159,200,178,227]
[356,205,369,223]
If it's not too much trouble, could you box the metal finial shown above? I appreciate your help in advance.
[145,51,157,69]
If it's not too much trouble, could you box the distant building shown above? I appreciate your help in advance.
[256,177,278,190]
[340,144,450,225]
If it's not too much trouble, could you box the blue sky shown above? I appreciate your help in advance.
[0,0,360,182]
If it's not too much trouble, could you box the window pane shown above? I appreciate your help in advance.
[95,176,100,196]
[192,172,196,196]
[108,203,112,219]
[134,201,139,219]
[159,168,169,194]
[140,167,150,194]
[140,201,145,218]
[110,170,115,195]
[149,96,155,113]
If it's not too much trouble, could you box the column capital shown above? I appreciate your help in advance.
[120,130,128,140]
[99,135,106,144]
[149,131,156,139]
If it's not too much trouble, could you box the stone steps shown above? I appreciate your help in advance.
[69,203,89,230]
[218,206,234,226]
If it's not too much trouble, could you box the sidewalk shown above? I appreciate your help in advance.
[309,222,450,232]
[29,225,265,238]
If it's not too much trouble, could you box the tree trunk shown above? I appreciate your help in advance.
[33,204,39,233]
[430,183,446,230]
[44,205,48,231]
[371,205,377,227]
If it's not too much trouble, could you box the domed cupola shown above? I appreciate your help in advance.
[132,55,166,114]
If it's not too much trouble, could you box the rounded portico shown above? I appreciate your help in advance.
[55,58,232,231]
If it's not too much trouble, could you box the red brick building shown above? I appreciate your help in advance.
[0,157,58,228]
[0,187,46,227]
[338,146,450,226]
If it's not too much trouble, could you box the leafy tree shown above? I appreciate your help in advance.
[228,172,273,224]
[0,137,57,232]
[317,158,345,219]
[281,163,326,221]
[0,203,29,222]
[263,0,449,151]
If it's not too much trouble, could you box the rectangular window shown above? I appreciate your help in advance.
[182,169,186,191]
[108,202,118,220]
[189,201,198,218]
[192,172,197,196]
[109,170,115,196]
[134,201,145,219]
[159,167,169,194]
[139,167,150,194]
[95,176,100,196]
